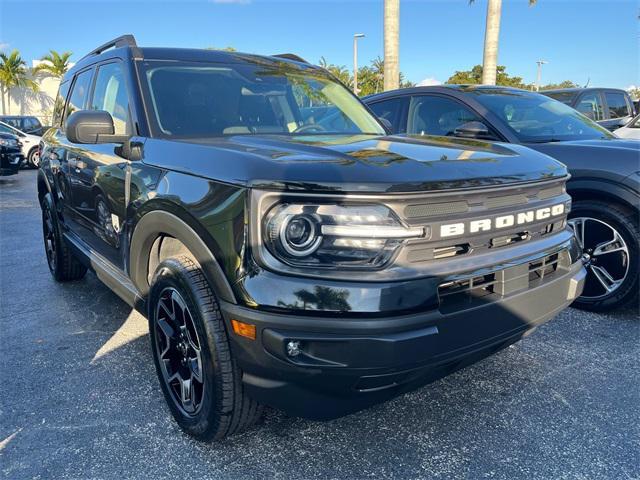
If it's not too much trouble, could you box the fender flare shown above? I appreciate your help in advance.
[129,210,236,304]
[567,178,639,212]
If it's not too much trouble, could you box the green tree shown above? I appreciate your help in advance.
[539,80,580,90]
[627,87,640,101]
[0,50,38,114]
[206,46,237,52]
[319,56,352,87]
[470,0,537,85]
[33,50,73,78]
[446,64,528,88]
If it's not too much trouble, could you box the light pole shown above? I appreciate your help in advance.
[536,60,548,91]
[353,33,365,95]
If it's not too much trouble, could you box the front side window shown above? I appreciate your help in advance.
[407,95,483,136]
[474,91,613,142]
[575,93,604,121]
[91,62,130,135]
[368,97,408,134]
[605,92,630,119]
[140,61,385,137]
[64,69,93,127]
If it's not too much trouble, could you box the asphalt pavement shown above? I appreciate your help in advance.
[1,170,638,480]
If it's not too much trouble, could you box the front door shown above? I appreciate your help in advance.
[66,61,133,269]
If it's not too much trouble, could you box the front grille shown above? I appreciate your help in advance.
[437,250,569,313]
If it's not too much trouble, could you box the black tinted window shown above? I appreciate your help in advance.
[64,69,93,127]
[576,93,604,121]
[91,62,130,135]
[544,91,577,106]
[407,95,482,136]
[368,97,407,133]
[605,92,630,119]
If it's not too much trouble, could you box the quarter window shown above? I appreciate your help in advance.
[52,81,71,127]
[64,69,93,127]
[91,62,130,135]
[407,95,485,137]
[605,92,630,119]
[576,93,604,121]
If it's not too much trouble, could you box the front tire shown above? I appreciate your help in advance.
[41,193,87,282]
[148,256,262,441]
[569,200,639,311]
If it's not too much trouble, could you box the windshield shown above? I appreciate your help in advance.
[141,60,385,137]
[474,91,613,142]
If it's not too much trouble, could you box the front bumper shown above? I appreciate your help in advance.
[221,250,586,420]
[0,151,22,176]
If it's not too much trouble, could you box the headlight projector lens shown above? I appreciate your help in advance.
[280,215,322,256]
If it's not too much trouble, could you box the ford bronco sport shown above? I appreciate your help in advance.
[38,36,586,441]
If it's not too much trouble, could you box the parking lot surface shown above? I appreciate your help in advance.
[1,170,638,480]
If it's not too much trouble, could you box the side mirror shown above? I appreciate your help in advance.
[65,110,128,144]
[454,121,491,139]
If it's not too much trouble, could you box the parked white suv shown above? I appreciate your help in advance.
[614,115,640,140]
[0,121,41,167]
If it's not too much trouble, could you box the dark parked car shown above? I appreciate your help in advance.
[39,36,585,441]
[0,132,23,176]
[541,88,635,132]
[0,115,47,136]
[364,85,639,311]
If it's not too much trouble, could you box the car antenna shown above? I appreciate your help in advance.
[583,77,590,88]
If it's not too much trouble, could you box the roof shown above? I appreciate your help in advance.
[363,84,533,102]
[542,87,628,94]
[65,34,315,81]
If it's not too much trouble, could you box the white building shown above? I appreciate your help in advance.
[0,60,71,124]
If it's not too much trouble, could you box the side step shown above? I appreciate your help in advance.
[63,232,146,314]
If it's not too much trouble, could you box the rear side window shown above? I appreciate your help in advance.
[63,69,93,127]
[90,62,130,135]
[52,82,71,127]
[605,92,630,119]
[368,97,408,134]
[576,93,604,121]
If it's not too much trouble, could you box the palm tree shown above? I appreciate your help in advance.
[33,50,73,78]
[0,50,38,115]
[383,0,400,91]
[471,0,537,85]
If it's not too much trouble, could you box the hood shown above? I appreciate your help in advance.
[142,134,567,193]
[525,138,640,178]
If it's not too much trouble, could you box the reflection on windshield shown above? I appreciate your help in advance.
[143,61,385,138]
[474,91,613,143]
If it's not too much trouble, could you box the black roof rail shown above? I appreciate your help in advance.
[80,34,142,61]
[272,53,309,64]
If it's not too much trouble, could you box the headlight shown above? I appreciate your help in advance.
[263,203,424,269]
[0,138,18,147]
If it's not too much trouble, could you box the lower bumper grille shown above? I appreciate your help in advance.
[438,250,569,313]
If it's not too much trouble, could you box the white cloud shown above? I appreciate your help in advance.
[417,77,442,87]
[0,42,9,51]
[626,85,638,91]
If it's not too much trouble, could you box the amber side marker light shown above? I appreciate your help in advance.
[231,319,256,340]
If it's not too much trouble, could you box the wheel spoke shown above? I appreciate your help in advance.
[158,297,175,321]
[590,265,620,293]
[189,356,203,383]
[180,377,193,410]
[568,218,585,249]
[593,231,627,257]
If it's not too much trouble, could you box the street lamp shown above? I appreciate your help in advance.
[536,60,548,92]
[353,33,365,94]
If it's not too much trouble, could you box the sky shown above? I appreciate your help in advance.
[0,0,638,89]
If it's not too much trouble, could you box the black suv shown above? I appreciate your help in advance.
[542,88,635,132]
[38,36,586,441]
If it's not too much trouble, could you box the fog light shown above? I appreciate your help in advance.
[286,340,301,357]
